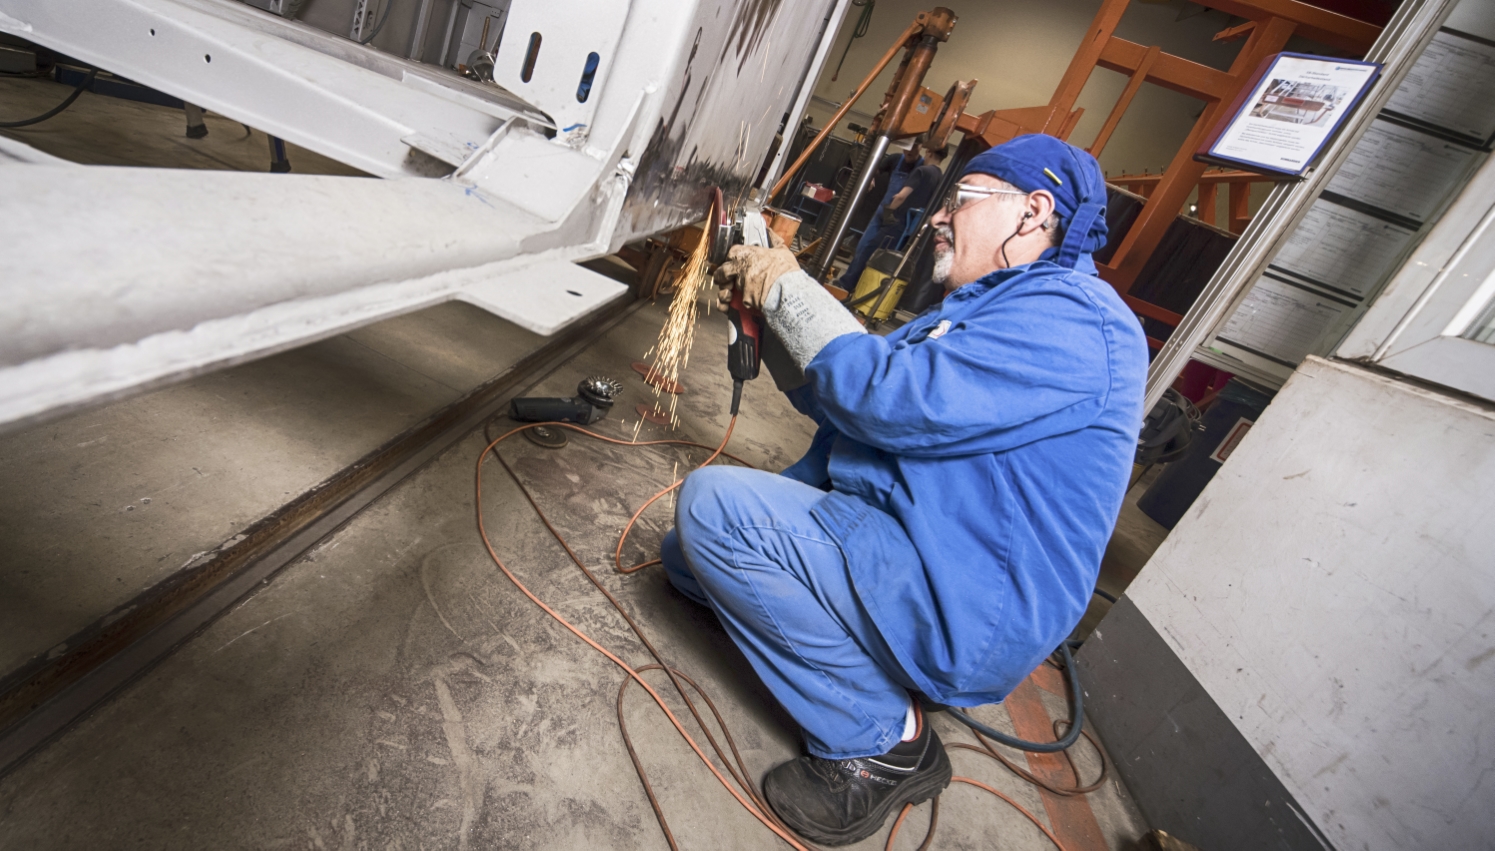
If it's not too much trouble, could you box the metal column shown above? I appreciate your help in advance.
[811,133,888,278]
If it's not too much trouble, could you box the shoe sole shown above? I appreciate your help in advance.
[766,748,953,847]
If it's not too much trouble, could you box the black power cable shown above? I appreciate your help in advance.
[358,0,394,45]
[0,67,98,128]
[830,0,876,82]
[947,640,1086,753]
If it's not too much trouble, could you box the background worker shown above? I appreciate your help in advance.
[833,143,947,292]
[659,134,1146,846]
[841,140,907,238]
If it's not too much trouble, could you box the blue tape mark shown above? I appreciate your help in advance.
[463,185,495,208]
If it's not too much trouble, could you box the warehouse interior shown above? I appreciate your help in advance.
[1,0,1492,849]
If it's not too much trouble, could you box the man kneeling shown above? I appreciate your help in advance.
[660,134,1146,846]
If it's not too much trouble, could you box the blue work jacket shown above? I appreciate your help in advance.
[782,256,1147,706]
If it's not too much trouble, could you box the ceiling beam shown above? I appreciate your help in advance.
[1099,36,1234,101]
[1189,0,1382,53]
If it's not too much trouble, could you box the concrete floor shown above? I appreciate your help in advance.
[0,302,545,679]
[0,75,363,174]
[0,298,1149,849]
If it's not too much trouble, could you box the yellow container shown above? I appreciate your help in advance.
[849,248,908,322]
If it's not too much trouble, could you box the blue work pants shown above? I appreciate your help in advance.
[833,219,894,293]
[660,466,916,759]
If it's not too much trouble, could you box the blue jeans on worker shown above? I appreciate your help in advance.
[659,466,917,760]
[833,219,894,293]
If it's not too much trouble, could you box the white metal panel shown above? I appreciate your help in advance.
[0,256,601,434]
[456,260,627,334]
[491,0,630,137]
[1127,356,1495,851]
[0,162,633,431]
[459,127,612,221]
[0,166,522,366]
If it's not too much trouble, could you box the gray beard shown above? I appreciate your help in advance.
[932,247,953,284]
[932,224,955,284]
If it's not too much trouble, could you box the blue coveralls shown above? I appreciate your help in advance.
[662,255,1147,759]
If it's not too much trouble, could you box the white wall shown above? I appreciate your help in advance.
[1126,356,1495,851]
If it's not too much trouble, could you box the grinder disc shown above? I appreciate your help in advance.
[577,375,624,407]
[523,425,568,449]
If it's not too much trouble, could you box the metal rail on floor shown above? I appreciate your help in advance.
[0,297,648,778]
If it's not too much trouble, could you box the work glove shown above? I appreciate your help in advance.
[714,229,798,311]
[878,207,899,227]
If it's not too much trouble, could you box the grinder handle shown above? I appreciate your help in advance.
[726,293,762,416]
[511,396,600,424]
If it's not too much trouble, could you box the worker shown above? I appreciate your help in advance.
[854,141,924,228]
[659,134,1146,846]
[833,143,947,293]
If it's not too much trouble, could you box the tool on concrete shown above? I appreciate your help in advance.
[511,375,622,425]
[521,424,568,449]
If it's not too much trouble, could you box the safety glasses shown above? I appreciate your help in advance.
[943,182,1028,215]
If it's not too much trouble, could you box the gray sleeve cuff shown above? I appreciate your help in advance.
[759,323,807,393]
[762,270,867,370]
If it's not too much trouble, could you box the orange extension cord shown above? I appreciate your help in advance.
[475,417,1107,850]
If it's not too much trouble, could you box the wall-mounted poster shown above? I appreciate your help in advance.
[1197,53,1382,178]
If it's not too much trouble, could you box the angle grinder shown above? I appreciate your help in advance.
[511,376,624,425]
[708,187,770,416]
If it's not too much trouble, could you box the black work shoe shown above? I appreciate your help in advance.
[763,707,952,846]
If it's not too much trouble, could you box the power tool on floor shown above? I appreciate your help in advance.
[708,187,769,417]
[510,376,623,425]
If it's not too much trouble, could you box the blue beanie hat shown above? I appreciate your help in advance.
[961,134,1109,268]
